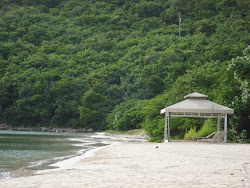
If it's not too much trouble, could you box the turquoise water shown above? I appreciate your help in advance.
[0,131,107,177]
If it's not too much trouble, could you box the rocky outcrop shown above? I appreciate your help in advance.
[0,123,9,130]
[10,168,33,178]
[0,124,94,133]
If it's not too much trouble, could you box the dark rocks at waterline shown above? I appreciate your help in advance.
[0,123,8,130]
[75,129,94,133]
[40,127,94,133]
[10,168,34,178]
[1,168,35,179]
[0,124,94,133]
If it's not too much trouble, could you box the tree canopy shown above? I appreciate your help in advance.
[0,0,249,141]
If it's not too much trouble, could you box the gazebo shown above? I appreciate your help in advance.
[160,92,234,142]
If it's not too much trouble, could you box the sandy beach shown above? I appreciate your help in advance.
[0,138,250,188]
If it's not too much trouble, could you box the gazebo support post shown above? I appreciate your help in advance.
[224,114,228,143]
[168,112,170,142]
[164,111,167,142]
[217,118,221,131]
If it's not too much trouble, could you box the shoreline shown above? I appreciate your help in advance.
[35,138,120,175]
[1,132,148,179]
[0,131,111,179]
[0,137,250,187]
[38,132,149,174]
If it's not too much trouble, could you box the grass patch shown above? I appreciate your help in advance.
[126,129,145,135]
[105,129,145,135]
[104,130,126,134]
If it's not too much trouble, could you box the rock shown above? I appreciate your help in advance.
[11,168,33,178]
[74,129,86,133]
[87,128,94,133]
[40,127,47,131]
[0,123,9,130]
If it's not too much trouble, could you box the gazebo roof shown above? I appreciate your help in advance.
[184,92,208,99]
[160,92,234,117]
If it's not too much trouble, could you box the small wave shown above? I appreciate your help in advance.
[67,138,97,143]
[35,144,115,175]
[72,143,92,147]
[0,170,10,179]
[28,160,50,168]
[90,132,110,139]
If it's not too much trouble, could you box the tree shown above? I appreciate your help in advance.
[79,90,108,130]
[227,46,250,139]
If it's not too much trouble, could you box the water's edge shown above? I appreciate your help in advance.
[0,132,148,179]
[0,132,113,179]
[36,140,119,175]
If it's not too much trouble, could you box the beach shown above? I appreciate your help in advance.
[0,138,250,188]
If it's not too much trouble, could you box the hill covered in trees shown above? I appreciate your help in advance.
[0,0,249,141]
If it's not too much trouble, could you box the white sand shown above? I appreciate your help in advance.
[1,141,250,188]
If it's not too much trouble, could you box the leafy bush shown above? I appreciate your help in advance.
[229,124,247,143]
[143,117,165,142]
[184,127,198,140]
[184,119,216,140]
[107,100,146,131]
[197,119,216,137]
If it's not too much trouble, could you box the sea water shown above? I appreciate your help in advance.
[0,130,108,178]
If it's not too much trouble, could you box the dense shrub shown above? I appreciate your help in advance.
[197,119,216,137]
[184,127,198,140]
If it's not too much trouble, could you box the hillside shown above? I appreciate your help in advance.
[0,0,249,141]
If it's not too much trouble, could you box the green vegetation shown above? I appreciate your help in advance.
[105,128,144,135]
[104,130,126,134]
[126,128,145,135]
[184,127,198,140]
[184,119,217,140]
[0,0,249,142]
[197,119,217,138]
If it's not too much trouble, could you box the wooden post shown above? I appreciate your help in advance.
[164,111,167,142]
[168,112,170,142]
[217,118,221,131]
[224,114,228,143]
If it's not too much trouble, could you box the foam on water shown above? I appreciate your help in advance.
[0,131,109,178]
[35,141,120,174]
